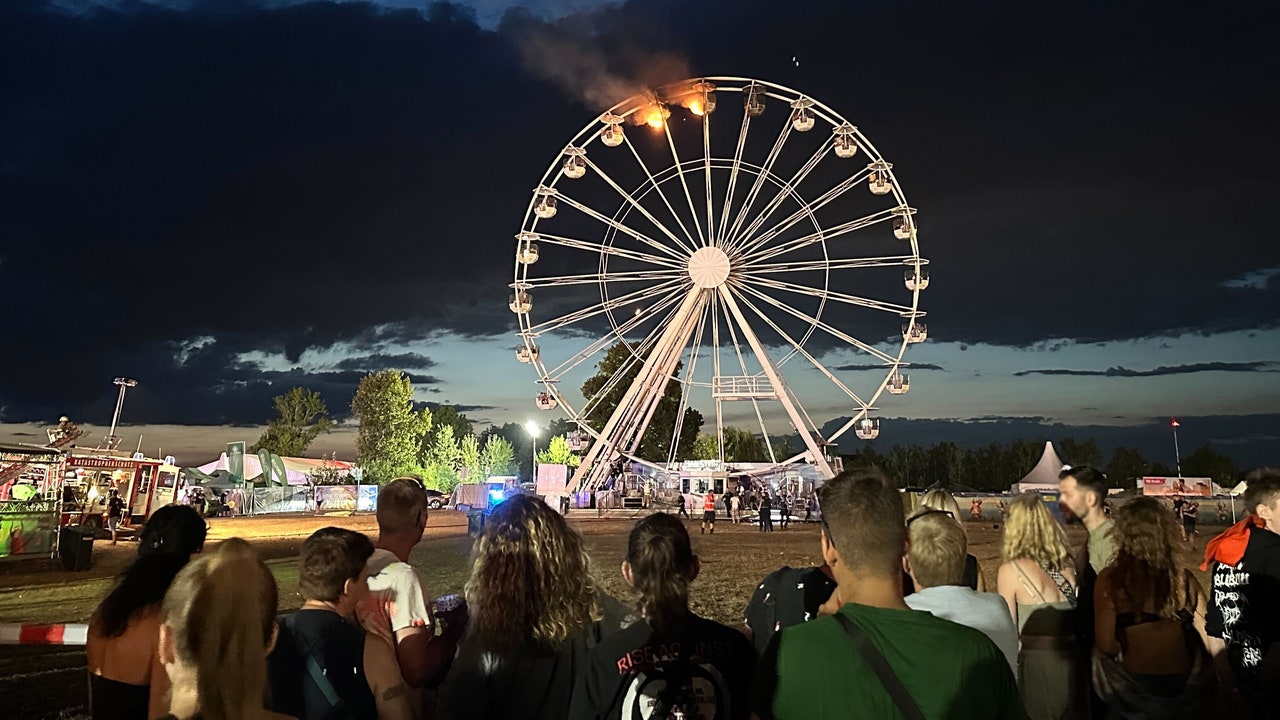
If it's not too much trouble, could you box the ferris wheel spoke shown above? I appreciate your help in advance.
[547,288,685,385]
[735,283,899,365]
[710,291,724,462]
[741,208,896,266]
[749,255,916,275]
[554,192,689,261]
[579,294,689,420]
[665,293,711,464]
[715,294,778,464]
[730,286,870,409]
[733,167,872,260]
[724,139,831,256]
[583,156,698,256]
[723,116,793,250]
[534,233,684,270]
[528,279,685,336]
[741,275,914,315]
[716,110,752,247]
[623,137,700,254]
[661,121,708,247]
[517,268,683,290]
[702,114,716,248]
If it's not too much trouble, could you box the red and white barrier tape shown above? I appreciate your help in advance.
[0,623,88,645]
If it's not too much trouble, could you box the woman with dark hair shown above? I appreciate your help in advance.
[87,504,208,719]
[568,513,756,720]
[439,494,630,720]
[1093,497,1213,717]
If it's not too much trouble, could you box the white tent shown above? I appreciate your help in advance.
[1010,442,1065,494]
[194,452,309,486]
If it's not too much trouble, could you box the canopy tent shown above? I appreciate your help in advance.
[1010,442,1065,493]
[190,453,356,486]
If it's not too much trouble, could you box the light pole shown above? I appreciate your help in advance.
[1171,418,1183,477]
[526,420,539,484]
[105,377,138,451]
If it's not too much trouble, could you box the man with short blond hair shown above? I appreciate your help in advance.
[903,510,1019,677]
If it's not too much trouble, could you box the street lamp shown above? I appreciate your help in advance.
[1171,418,1183,477]
[526,420,539,484]
[105,377,138,451]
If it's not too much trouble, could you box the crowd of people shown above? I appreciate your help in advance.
[80,467,1279,720]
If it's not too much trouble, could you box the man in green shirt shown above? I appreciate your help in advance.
[750,468,1022,720]
[1057,466,1115,574]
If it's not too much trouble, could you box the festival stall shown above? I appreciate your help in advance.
[0,444,65,560]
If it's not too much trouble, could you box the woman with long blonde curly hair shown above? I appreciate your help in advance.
[440,494,627,720]
[1092,497,1212,716]
[997,492,1080,720]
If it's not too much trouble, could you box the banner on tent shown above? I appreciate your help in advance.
[251,487,312,514]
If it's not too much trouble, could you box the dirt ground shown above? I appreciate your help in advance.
[0,511,1219,719]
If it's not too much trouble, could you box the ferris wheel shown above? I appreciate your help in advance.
[509,77,929,492]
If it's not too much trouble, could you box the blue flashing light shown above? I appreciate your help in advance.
[488,487,506,508]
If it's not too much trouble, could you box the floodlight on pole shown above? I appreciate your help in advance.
[105,377,138,451]
[1171,418,1183,478]
[526,420,539,483]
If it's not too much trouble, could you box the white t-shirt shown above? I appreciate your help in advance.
[905,584,1020,679]
[364,548,434,634]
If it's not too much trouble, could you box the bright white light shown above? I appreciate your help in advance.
[525,420,539,438]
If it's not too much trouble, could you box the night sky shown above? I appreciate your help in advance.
[2,0,1277,467]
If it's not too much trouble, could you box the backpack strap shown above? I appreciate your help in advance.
[283,614,344,713]
[832,613,925,720]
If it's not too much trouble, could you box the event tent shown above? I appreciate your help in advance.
[1010,442,1065,494]
[190,453,357,486]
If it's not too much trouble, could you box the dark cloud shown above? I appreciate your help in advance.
[833,363,946,372]
[1,0,1278,424]
[1013,362,1279,378]
[332,353,438,372]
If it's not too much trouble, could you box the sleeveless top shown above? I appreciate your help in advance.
[90,674,149,720]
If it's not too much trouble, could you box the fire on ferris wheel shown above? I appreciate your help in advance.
[508,77,929,493]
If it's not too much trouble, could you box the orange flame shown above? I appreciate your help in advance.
[643,103,670,129]
[689,99,704,117]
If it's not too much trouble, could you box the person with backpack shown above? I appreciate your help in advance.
[568,513,756,720]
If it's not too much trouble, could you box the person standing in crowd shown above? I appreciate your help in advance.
[778,492,791,530]
[568,513,756,720]
[752,469,1020,719]
[1172,496,1187,541]
[1203,468,1280,715]
[1059,464,1116,717]
[743,560,837,656]
[157,538,289,720]
[997,492,1080,720]
[440,493,630,720]
[268,528,412,720]
[87,504,208,720]
[675,492,690,520]
[729,491,742,524]
[905,509,1020,678]
[910,488,989,593]
[702,489,717,535]
[1092,497,1213,716]
[758,493,773,533]
[1183,500,1199,543]
[1217,501,1229,523]
[108,489,125,545]
[359,479,466,702]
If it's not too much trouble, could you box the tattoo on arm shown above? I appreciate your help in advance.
[382,682,411,701]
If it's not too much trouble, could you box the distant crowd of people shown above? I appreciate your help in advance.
[80,465,1280,720]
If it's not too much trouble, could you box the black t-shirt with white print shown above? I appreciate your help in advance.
[567,613,756,720]
[1206,525,1280,694]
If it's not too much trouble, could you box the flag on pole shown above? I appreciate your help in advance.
[1171,418,1181,428]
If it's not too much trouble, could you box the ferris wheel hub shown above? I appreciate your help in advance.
[687,246,731,289]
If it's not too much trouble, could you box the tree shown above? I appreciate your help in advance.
[350,370,432,483]
[1058,437,1103,468]
[722,426,769,462]
[250,387,333,456]
[537,435,582,467]
[690,433,719,460]
[1105,446,1148,489]
[479,435,517,478]
[1183,444,1236,488]
[458,434,481,481]
[423,405,474,454]
[579,342,703,461]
